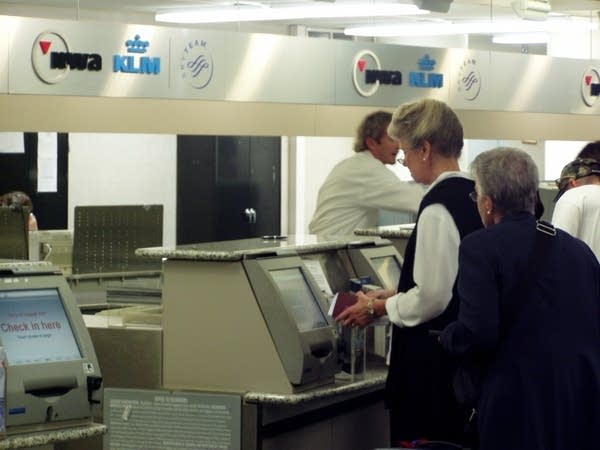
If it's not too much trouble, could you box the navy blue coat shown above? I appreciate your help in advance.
[441,212,600,450]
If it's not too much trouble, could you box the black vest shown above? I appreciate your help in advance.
[385,176,483,443]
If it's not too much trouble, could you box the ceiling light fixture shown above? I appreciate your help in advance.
[155,2,428,24]
[493,32,549,44]
[344,17,597,37]
[511,0,551,21]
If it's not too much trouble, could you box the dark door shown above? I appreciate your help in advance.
[0,132,68,230]
[177,135,281,244]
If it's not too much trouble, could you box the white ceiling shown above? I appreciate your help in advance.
[0,0,599,36]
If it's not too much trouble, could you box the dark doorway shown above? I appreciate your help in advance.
[177,135,281,244]
[0,133,68,230]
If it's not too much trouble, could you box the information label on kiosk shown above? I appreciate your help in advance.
[104,388,241,450]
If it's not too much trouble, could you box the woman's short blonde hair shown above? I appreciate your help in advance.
[388,99,463,158]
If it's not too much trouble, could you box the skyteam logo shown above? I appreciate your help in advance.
[113,35,161,75]
[180,39,214,89]
[31,31,102,84]
[457,58,481,101]
[409,54,443,89]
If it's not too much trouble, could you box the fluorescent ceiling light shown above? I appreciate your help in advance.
[156,2,428,24]
[493,32,549,44]
[345,17,597,37]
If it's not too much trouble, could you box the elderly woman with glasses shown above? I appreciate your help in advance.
[337,99,482,447]
[441,147,600,450]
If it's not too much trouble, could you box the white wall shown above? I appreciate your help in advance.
[66,133,588,244]
[68,133,177,246]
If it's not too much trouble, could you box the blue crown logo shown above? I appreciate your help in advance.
[125,35,149,54]
[418,54,436,71]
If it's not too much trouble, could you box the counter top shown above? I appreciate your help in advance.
[244,366,387,405]
[354,224,415,239]
[136,235,389,261]
[0,423,106,449]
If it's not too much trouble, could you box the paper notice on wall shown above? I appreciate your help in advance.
[0,132,24,153]
[37,132,57,193]
[302,259,333,295]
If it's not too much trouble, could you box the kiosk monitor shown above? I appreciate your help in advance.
[347,244,404,290]
[0,263,102,432]
[243,256,338,388]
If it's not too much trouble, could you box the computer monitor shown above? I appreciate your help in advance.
[28,230,73,274]
[269,268,329,332]
[243,256,338,387]
[347,244,404,290]
[0,262,102,432]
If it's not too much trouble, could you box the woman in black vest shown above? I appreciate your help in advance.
[337,99,482,447]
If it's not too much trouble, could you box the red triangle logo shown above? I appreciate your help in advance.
[357,59,367,72]
[39,41,51,55]
[585,75,592,85]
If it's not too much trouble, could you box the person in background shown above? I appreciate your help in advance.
[441,147,600,450]
[308,110,423,237]
[337,99,482,447]
[551,158,600,260]
[1,191,39,231]
[577,140,600,160]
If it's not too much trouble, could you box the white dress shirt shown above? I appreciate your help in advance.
[309,151,423,237]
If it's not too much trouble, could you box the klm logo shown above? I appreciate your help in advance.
[409,54,444,89]
[113,35,161,75]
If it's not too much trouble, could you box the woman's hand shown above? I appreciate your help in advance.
[336,291,377,328]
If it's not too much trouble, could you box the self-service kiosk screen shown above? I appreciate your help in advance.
[370,256,401,290]
[270,268,328,332]
[0,288,82,365]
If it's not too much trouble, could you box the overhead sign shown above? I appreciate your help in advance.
[179,39,214,89]
[456,57,481,101]
[352,49,402,97]
[31,31,102,84]
[409,54,443,88]
[113,34,161,75]
[581,66,600,107]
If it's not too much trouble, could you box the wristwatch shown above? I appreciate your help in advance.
[366,298,377,317]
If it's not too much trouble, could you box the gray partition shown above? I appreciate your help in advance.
[72,205,163,275]
[0,206,28,260]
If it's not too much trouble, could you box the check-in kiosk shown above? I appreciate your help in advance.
[135,236,390,450]
[347,242,404,291]
[243,255,338,388]
[162,248,340,394]
[0,261,102,433]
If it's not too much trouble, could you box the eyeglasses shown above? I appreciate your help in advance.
[396,150,407,165]
[469,191,478,202]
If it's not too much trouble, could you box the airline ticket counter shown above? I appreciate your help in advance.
[354,224,415,258]
[134,235,405,450]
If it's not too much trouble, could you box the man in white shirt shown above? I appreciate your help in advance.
[552,158,600,260]
[308,111,423,237]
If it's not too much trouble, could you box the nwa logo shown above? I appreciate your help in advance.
[32,31,102,84]
[113,35,160,75]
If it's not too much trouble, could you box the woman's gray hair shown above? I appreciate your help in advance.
[471,147,539,216]
[388,98,463,158]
